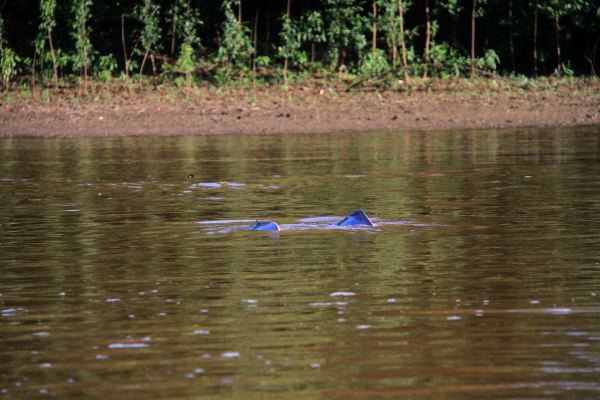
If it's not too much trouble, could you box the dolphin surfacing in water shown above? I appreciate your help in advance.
[249,220,281,231]
[249,209,373,231]
[336,209,374,227]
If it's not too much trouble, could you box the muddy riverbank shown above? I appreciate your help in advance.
[1,81,599,137]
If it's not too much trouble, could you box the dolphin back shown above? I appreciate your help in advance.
[337,209,374,227]
[249,220,281,231]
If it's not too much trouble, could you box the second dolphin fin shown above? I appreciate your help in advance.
[337,209,374,227]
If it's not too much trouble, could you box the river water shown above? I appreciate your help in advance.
[1,128,600,399]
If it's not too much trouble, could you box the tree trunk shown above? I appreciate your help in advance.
[398,0,409,84]
[238,0,242,25]
[170,2,177,58]
[509,0,515,72]
[585,39,600,76]
[389,5,398,66]
[121,14,130,80]
[554,12,561,74]
[83,19,88,96]
[423,0,431,79]
[533,0,538,76]
[372,0,377,51]
[31,49,37,95]
[47,29,58,88]
[150,53,157,78]
[471,0,477,77]
[283,0,291,86]
[252,9,259,87]
[140,48,150,75]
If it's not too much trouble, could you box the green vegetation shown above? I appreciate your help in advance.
[0,0,598,92]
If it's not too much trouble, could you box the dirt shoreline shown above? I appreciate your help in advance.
[1,84,599,137]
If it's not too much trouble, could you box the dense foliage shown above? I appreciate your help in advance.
[0,0,598,90]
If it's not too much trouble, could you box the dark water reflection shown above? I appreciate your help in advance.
[1,127,600,399]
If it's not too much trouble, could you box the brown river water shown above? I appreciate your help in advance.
[1,128,600,399]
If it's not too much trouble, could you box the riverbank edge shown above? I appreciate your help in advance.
[1,81,599,137]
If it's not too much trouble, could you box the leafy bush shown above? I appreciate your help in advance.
[278,14,307,69]
[255,55,271,68]
[217,6,253,71]
[135,0,162,74]
[359,49,389,76]
[176,42,195,85]
[428,42,468,77]
[71,0,94,79]
[324,0,368,69]
[95,54,117,82]
[474,49,500,72]
[1,47,20,89]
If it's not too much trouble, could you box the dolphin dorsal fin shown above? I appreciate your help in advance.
[337,209,374,227]
[249,220,280,231]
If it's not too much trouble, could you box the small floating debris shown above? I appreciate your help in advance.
[309,301,348,307]
[193,330,210,335]
[548,308,572,315]
[447,316,462,321]
[310,301,347,307]
[310,363,321,369]
[33,332,50,337]
[1,308,23,317]
[105,298,121,303]
[221,352,240,359]
[198,182,221,189]
[226,182,246,189]
[241,299,257,305]
[356,324,371,330]
[329,292,356,297]
[108,343,149,349]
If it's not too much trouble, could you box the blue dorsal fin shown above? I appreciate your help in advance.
[337,209,374,227]
[249,220,280,231]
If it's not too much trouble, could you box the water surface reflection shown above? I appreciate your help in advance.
[1,128,600,399]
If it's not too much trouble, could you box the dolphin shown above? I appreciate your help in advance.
[249,220,281,231]
[336,209,374,227]
[249,209,373,231]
